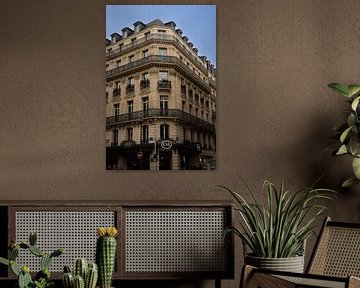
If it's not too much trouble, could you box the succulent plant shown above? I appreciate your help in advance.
[96,227,118,288]
[62,259,98,288]
[0,232,63,288]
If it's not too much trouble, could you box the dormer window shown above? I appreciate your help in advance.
[133,21,145,33]
[110,33,121,43]
[131,38,137,47]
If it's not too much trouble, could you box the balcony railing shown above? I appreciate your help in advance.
[106,55,211,92]
[157,80,171,90]
[106,33,208,75]
[126,84,135,93]
[113,89,120,96]
[140,80,150,89]
[106,108,215,132]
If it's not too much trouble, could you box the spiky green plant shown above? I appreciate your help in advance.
[220,178,335,258]
[63,260,98,288]
[96,227,117,288]
[328,83,360,187]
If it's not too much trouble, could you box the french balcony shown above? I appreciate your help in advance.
[140,80,150,89]
[106,108,215,133]
[113,88,120,96]
[126,84,135,93]
[157,80,171,90]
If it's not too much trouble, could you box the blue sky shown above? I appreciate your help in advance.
[106,5,216,66]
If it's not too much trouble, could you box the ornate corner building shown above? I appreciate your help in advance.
[106,19,216,170]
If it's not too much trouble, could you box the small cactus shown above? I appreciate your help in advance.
[74,275,85,288]
[85,263,98,288]
[74,258,88,279]
[63,259,98,288]
[18,269,32,288]
[41,253,52,270]
[96,227,118,288]
[63,272,74,288]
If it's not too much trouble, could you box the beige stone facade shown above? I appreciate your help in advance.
[106,19,216,170]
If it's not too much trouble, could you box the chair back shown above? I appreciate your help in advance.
[307,217,360,277]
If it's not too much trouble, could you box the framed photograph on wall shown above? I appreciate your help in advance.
[105,5,216,171]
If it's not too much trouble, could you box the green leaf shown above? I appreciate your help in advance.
[328,83,351,97]
[336,144,348,155]
[352,157,360,179]
[347,85,360,97]
[340,126,353,143]
[347,114,356,128]
[351,96,360,111]
[342,177,360,188]
[0,257,9,266]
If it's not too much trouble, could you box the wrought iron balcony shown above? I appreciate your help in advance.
[106,55,211,93]
[126,84,135,93]
[106,108,215,132]
[140,80,150,89]
[106,33,208,75]
[113,88,120,96]
[157,80,171,90]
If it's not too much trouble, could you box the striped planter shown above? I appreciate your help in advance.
[245,254,305,273]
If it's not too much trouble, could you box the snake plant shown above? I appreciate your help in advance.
[220,178,335,258]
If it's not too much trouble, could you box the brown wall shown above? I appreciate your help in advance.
[1,0,360,287]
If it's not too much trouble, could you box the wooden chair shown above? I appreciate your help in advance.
[241,217,360,288]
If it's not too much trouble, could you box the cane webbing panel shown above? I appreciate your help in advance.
[15,211,115,272]
[277,275,345,288]
[309,226,360,277]
[125,210,227,273]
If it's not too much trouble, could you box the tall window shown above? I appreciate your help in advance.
[158,29,166,39]
[131,37,137,46]
[112,130,118,146]
[127,77,135,93]
[160,96,168,116]
[160,124,169,140]
[116,60,121,67]
[142,72,149,81]
[144,31,150,40]
[142,97,149,116]
[142,125,149,144]
[159,48,167,61]
[126,127,133,141]
[142,49,149,58]
[140,73,149,89]
[189,104,193,115]
[127,100,133,120]
[128,54,134,63]
[158,71,168,81]
[113,103,119,117]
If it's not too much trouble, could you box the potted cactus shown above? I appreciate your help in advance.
[0,232,63,288]
[62,258,98,288]
[96,227,118,288]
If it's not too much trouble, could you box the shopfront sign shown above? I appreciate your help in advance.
[161,140,172,150]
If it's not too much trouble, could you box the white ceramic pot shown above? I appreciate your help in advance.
[245,254,305,273]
